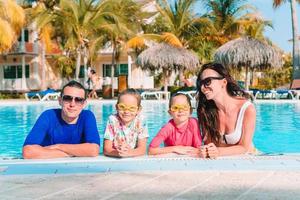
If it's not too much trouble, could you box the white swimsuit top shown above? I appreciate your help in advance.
[221,101,252,145]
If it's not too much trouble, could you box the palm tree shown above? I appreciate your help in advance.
[273,0,300,88]
[28,0,121,80]
[240,13,273,40]
[128,0,207,91]
[201,0,256,45]
[92,0,147,97]
[0,0,25,53]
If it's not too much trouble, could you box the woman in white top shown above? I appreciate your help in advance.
[196,63,257,158]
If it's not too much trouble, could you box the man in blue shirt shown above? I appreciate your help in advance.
[23,81,100,159]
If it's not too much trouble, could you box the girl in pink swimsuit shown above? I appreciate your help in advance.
[149,93,203,157]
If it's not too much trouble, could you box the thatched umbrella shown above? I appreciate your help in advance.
[214,36,282,90]
[137,43,200,92]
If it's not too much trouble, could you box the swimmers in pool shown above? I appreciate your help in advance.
[103,89,149,158]
[148,93,203,157]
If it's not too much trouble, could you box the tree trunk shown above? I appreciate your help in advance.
[163,70,169,99]
[111,42,116,98]
[250,68,254,87]
[245,65,249,90]
[41,42,46,90]
[21,55,27,91]
[75,49,81,80]
[83,47,88,85]
[290,0,300,88]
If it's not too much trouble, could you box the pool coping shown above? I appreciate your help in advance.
[1,154,300,175]
[0,99,299,106]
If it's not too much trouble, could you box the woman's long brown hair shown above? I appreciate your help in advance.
[196,63,250,144]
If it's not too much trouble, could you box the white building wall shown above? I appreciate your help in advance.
[131,66,154,89]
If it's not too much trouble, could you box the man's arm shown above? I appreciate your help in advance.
[22,145,70,159]
[23,143,99,159]
[47,143,99,157]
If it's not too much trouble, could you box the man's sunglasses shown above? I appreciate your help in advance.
[62,95,86,105]
[199,77,224,88]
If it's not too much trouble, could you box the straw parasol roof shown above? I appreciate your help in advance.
[214,36,283,89]
[137,43,200,72]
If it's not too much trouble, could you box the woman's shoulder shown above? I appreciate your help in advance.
[233,98,253,108]
[234,99,256,118]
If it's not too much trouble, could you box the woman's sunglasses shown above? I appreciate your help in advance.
[199,77,224,88]
[62,95,86,105]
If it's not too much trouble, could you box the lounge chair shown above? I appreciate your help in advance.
[275,90,295,100]
[251,89,296,100]
[25,89,60,101]
[177,90,197,101]
[291,90,300,100]
[141,90,170,100]
[252,89,276,100]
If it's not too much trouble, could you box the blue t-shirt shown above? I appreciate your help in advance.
[23,109,100,146]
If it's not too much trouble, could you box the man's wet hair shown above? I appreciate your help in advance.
[61,80,87,99]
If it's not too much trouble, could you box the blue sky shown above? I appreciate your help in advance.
[251,0,299,53]
[195,0,300,53]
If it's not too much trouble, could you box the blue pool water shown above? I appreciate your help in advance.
[0,101,299,158]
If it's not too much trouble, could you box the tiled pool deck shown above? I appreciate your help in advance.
[1,154,300,200]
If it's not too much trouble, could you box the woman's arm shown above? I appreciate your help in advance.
[206,104,256,157]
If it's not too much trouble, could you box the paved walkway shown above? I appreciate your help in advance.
[1,155,300,199]
[1,170,300,200]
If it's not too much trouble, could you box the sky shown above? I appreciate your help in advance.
[195,0,300,53]
[251,0,299,53]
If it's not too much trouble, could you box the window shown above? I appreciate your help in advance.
[79,65,85,78]
[118,64,128,75]
[17,29,29,42]
[103,64,128,77]
[3,65,30,79]
[103,64,113,77]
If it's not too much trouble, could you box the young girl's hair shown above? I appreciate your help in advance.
[117,88,142,107]
[169,93,193,114]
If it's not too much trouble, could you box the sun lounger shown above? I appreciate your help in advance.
[275,90,295,100]
[251,89,296,100]
[291,90,300,100]
[141,91,170,100]
[252,90,276,100]
[40,92,61,101]
[25,89,59,101]
[177,90,197,101]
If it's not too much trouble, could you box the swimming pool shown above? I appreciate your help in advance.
[0,101,299,158]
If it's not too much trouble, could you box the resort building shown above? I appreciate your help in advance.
[0,25,154,93]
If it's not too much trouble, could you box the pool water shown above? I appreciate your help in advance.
[0,101,299,158]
